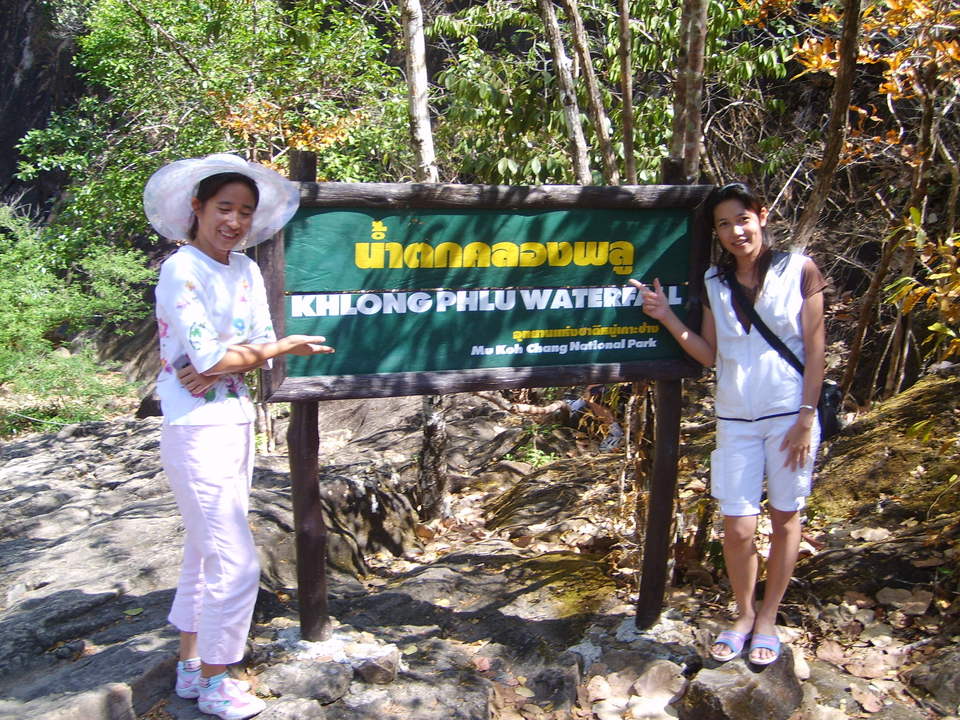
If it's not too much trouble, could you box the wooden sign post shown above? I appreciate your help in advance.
[260,177,711,638]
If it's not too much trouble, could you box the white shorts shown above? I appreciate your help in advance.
[710,414,819,516]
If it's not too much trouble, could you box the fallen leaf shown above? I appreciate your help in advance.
[122,608,143,616]
[910,556,945,568]
[585,675,611,702]
[511,535,534,548]
[414,523,436,540]
[843,591,875,608]
[860,623,894,647]
[851,527,892,542]
[809,704,850,720]
[401,644,418,655]
[515,686,536,698]
[876,587,912,607]
[472,656,492,672]
[845,652,889,679]
[887,609,910,628]
[902,590,933,616]
[816,639,847,666]
[850,684,884,712]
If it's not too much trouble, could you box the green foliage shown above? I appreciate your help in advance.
[508,444,559,469]
[0,349,134,436]
[507,421,562,468]
[428,0,797,184]
[885,214,960,362]
[17,0,411,263]
[0,203,147,435]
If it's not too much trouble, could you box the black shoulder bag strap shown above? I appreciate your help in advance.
[725,271,805,378]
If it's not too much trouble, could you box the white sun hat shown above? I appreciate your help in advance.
[143,152,300,247]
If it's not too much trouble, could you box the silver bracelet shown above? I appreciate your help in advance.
[799,404,816,412]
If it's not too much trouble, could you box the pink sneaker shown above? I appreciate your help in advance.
[175,664,202,699]
[197,675,264,720]
[177,665,249,700]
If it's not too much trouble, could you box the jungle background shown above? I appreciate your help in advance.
[1,0,957,432]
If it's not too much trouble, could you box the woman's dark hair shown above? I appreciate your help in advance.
[188,172,260,240]
[698,182,770,282]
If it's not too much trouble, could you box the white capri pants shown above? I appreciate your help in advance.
[160,423,260,665]
[710,414,819,517]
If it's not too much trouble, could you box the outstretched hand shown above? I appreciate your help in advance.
[628,277,671,322]
[284,335,335,356]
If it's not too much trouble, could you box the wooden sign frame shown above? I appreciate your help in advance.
[260,178,714,639]
[257,182,713,403]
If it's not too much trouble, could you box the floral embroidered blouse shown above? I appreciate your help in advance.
[155,245,275,425]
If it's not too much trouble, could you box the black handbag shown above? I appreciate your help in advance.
[726,272,841,440]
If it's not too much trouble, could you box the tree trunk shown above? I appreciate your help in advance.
[792,0,862,249]
[882,310,912,397]
[840,87,935,401]
[399,0,439,183]
[666,0,707,183]
[400,0,447,519]
[617,0,636,183]
[537,0,593,185]
[840,233,901,400]
[937,133,958,237]
[681,0,708,181]
[563,0,619,184]
[669,0,693,162]
[416,394,449,520]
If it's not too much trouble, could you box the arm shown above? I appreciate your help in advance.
[628,278,717,367]
[779,289,825,469]
[177,336,333,396]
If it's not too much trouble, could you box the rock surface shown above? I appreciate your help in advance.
[1,392,952,720]
[677,646,802,720]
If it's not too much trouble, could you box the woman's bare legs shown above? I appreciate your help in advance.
[711,514,759,658]
[750,507,801,662]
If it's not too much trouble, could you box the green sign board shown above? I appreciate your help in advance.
[260,183,709,401]
[284,207,689,377]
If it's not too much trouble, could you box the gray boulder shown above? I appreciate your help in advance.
[677,647,803,720]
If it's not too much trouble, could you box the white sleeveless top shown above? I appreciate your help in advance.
[704,252,808,421]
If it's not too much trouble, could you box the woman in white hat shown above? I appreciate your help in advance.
[145,153,332,720]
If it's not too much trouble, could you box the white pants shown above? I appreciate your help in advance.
[711,414,819,516]
[161,423,260,665]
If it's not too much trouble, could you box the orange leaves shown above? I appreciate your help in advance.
[211,91,358,159]
[814,5,843,23]
[933,39,960,64]
[736,0,795,26]
[288,116,357,153]
[214,94,285,140]
[878,0,935,27]
[865,0,960,99]
[793,36,839,76]
[889,226,960,361]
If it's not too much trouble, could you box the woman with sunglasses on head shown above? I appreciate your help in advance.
[144,154,333,719]
[630,182,826,665]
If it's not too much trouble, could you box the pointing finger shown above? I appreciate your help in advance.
[653,278,663,294]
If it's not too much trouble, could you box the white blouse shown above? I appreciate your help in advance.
[155,245,275,425]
